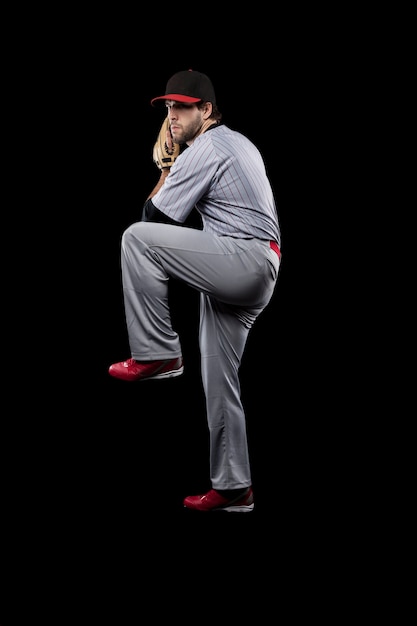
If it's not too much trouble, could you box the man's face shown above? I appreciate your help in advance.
[165,100,204,145]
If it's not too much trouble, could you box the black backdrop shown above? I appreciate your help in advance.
[2,32,348,625]
[5,51,316,516]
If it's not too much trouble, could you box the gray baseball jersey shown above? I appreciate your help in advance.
[151,124,281,246]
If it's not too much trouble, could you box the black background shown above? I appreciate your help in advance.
[2,18,378,623]
[5,46,323,512]
[2,32,342,613]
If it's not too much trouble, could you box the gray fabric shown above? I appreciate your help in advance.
[152,125,281,245]
[121,222,280,489]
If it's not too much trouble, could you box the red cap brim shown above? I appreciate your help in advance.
[151,93,202,106]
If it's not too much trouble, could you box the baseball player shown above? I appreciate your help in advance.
[109,69,282,513]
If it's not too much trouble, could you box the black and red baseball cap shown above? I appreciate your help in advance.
[151,69,216,106]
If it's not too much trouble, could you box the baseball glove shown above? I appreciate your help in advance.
[152,116,180,170]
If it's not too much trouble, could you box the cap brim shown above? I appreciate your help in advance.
[151,93,202,106]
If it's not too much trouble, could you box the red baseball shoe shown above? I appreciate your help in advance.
[183,487,254,513]
[109,356,184,382]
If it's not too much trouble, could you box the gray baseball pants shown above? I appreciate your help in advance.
[121,222,280,490]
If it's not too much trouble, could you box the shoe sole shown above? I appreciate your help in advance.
[184,503,254,513]
[221,503,254,512]
[146,365,184,380]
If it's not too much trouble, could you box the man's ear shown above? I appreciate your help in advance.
[203,102,213,119]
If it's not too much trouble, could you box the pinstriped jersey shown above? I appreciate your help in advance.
[152,124,281,247]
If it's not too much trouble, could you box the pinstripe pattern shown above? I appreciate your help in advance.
[152,124,281,246]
